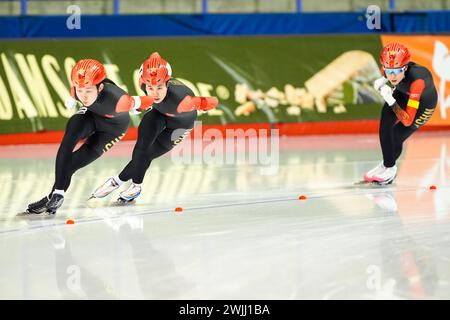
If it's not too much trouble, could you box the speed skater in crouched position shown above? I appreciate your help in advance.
[26,59,153,214]
[91,52,218,203]
[363,43,438,185]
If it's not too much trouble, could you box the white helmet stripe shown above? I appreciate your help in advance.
[166,62,172,77]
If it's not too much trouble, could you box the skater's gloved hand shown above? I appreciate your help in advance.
[64,96,78,111]
[373,77,388,91]
[177,96,219,113]
[379,84,397,106]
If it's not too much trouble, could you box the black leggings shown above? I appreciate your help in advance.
[119,109,194,184]
[52,112,126,192]
[379,103,435,167]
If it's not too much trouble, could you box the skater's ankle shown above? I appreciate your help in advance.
[112,175,124,186]
[53,189,65,196]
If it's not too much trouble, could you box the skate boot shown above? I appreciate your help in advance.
[364,162,385,182]
[372,165,397,185]
[45,193,64,214]
[90,177,121,199]
[117,183,141,204]
[27,195,50,214]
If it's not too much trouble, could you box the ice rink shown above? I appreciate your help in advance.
[0,132,449,299]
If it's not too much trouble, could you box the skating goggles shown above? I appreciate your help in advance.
[384,66,406,75]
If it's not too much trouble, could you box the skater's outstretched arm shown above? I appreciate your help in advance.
[176,96,219,113]
[115,95,154,113]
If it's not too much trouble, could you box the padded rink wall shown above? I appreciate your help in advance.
[0,13,450,144]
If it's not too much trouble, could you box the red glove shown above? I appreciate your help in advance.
[177,96,218,113]
[115,95,154,113]
[135,96,154,111]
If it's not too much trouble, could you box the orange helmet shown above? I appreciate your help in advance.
[139,52,172,87]
[71,59,106,88]
[380,43,411,69]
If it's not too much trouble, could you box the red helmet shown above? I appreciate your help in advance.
[139,52,172,87]
[71,59,106,88]
[380,43,411,69]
